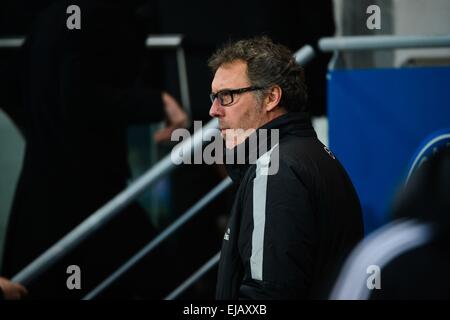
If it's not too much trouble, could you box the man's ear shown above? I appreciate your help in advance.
[264,85,282,112]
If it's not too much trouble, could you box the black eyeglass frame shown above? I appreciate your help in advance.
[209,86,265,106]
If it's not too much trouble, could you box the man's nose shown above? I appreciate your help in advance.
[209,99,224,118]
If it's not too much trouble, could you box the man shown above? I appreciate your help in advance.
[208,37,363,299]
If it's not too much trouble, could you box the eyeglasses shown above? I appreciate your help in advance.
[209,86,265,107]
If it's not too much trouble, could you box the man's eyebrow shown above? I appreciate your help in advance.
[211,88,232,94]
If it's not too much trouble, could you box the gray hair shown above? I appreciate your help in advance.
[208,36,308,112]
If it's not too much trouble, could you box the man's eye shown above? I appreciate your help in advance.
[219,91,232,103]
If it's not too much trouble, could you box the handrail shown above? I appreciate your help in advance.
[165,251,221,300]
[145,34,183,48]
[319,35,450,52]
[83,178,232,300]
[0,38,24,48]
[12,119,219,285]
[146,35,192,118]
[294,44,315,65]
[0,35,183,49]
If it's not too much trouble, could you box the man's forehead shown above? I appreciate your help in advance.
[211,60,249,91]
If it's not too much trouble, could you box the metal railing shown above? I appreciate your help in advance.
[0,38,25,48]
[165,251,221,300]
[83,178,232,300]
[145,35,191,119]
[319,34,450,51]
[11,118,219,285]
[294,44,315,65]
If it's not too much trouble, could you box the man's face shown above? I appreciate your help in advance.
[209,60,265,149]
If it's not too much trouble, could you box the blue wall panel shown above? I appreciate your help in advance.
[328,67,450,233]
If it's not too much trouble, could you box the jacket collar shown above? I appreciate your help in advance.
[224,112,316,183]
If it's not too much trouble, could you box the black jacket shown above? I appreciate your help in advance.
[216,112,363,299]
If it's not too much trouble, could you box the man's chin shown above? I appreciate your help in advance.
[220,129,235,149]
[222,128,256,149]
[225,139,237,150]
[220,128,227,138]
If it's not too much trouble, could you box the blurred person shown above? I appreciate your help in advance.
[0,0,187,298]
[209,37,363,299]
[330,146,450,300]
